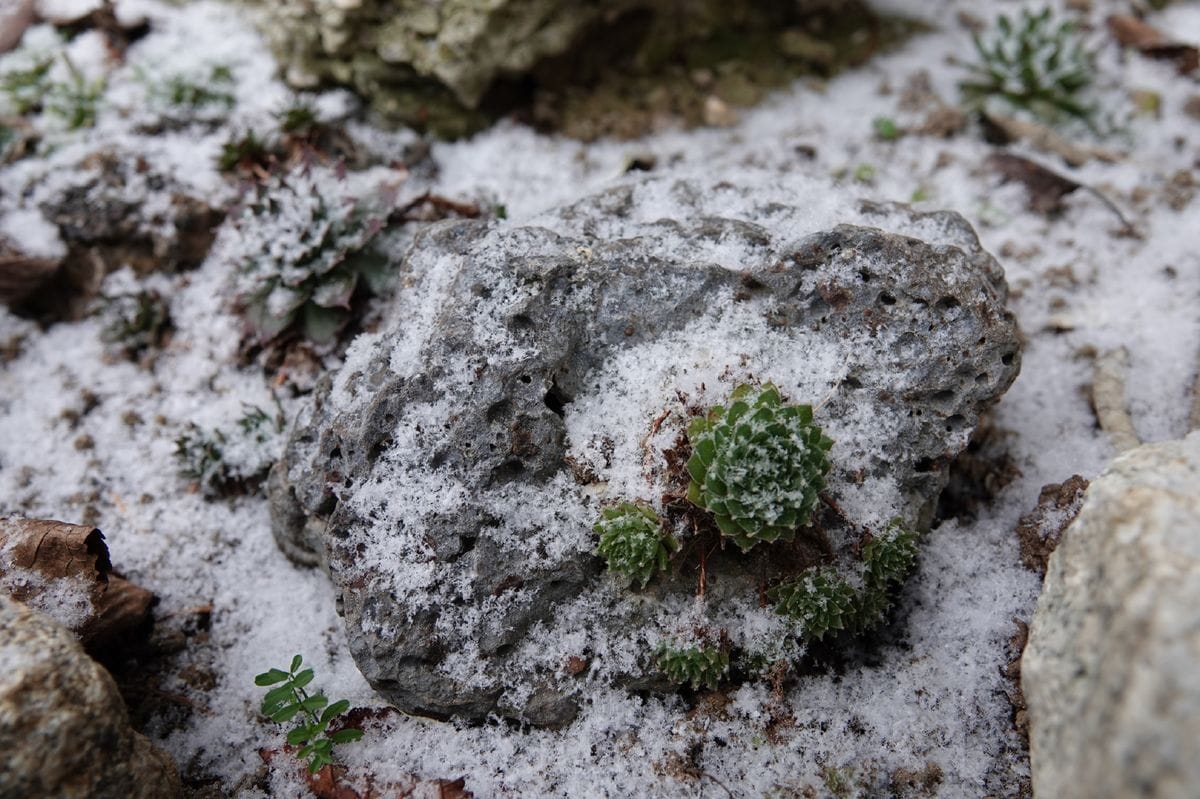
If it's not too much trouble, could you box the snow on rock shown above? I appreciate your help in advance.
[1023,431,1200,799]
[269,169,1021,730]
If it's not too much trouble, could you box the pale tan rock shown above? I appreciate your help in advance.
[0,596,181,798]
[1024,432,1200,799]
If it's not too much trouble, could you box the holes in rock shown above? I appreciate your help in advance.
[935,417,1019,524]
[543,378,573,418]
[914,457,935,472]
[493,459,526,483]
[1001,351,1016,366]
[510,314,534,330]
[519,375,532,384]
[931,389,955,403]
[368,437,393,464]
[430,449,449,469]
[486,399,511,422]
[944,414,967,432]
[858,267,872,282]
[877,292,897,306]
[843,375,862,389]
[936,296,961,310]
[329,446,342,460]
[975,372,989,384]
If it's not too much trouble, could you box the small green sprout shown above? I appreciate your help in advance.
[960,8,1098,130]
[278,102,319,135]
[160,66,235,110]
[255,655,364,774]
[656,641,729,691]
[174,405,282,496]
[595,502,677,587]
[0,55,53,114]
[872,116,900,140]
[853,163,876,183]
[97,289,170,357]
[686,383,833,552]
[217,130,271,173]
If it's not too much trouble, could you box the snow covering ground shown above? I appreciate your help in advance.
[1,0,1198,796]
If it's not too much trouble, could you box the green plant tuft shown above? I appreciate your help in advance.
[656,642,729,691]
[227,170,391,345]
[174,404,281,496]
[595,502,677,588]
[255,655,364,774]
[97,288,170,357]
[959,8,1098,130]
[770,520,921,639]
[768,567,858,640]
[686,383,833,552]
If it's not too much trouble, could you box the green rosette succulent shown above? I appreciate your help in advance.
[770,520,921,639]
[595,502,677,587]
[228,170,390,345]
[686,383,833,552]
[656,642,729,691]
[768,567,858,641]
[960,8,1098,131]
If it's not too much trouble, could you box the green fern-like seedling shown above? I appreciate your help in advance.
[959,8,1098,130]
[595,502,677,587]
[769,567,859,640]
[686,383,833,552]
[656,642,730,691]
[255,655,364,774]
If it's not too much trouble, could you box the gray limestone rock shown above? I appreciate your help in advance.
[270,173,1021,727]
[0,595,181,799]
[1023,432,1200,799]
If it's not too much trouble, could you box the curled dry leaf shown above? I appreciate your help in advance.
[986,152,1138,235]
[0,517,154,652]
[1107,14,1198,75]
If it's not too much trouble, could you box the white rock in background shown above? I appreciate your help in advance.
[0,0,32,53]
[0,595,181,798]
[1023,431,1200,799]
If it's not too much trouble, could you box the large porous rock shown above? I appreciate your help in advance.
[249,0,860,136]
[1023,432,1200,799]
[0,595,181,798]
[270,172,1021,727]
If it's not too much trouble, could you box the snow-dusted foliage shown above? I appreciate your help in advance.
[220,168,393,344]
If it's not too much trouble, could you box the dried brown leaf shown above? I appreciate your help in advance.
[1107,14,1199,75]
[986,152,1081,214]
[0,517,153,650]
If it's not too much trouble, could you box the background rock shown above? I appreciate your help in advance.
[246,0,897,137]
[1023,432,1200,799]
[0,595,181,798]
[270,172,1021,727]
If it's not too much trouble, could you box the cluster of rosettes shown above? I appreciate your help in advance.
[769,522,920,640]
[226,169,389,345]
[590,382,920,691]
[685,383,833,552]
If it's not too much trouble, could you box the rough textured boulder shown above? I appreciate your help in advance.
[270,172,1021,727]
[1023,432,1200,799]
[249,0,858,136]
[0,595,181,798]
